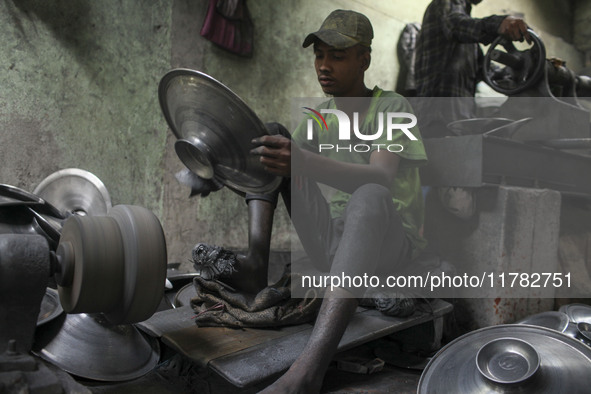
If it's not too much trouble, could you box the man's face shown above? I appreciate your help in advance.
[313,41,369,97]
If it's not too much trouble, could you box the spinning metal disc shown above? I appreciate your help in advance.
[33,168,112,216]
[158,68,282,194]
[418,324,591,393]
[33,312,160,381]
[56,215,125,314]
[105,205,168,324]
[56,205,167,324]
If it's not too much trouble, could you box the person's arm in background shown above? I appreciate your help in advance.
[443,0,531,45]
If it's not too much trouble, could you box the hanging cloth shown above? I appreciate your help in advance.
[200,0,254,57]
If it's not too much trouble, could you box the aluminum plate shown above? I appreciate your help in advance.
[418,324,591,393]
[516,311,570,333]
[158,68,281,194]
[33,313,160,382]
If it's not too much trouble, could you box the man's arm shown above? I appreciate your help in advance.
[251,135,400,194]
[443,0,530,45]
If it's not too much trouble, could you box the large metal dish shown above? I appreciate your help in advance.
[516,311,570,333]
[418,324,591,393]
[33,312,160,382]
[158,68,281,194]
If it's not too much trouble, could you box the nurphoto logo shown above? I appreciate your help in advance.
[303,107,417,153]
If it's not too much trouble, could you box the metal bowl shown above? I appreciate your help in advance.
[559,303,591,324]
[476,337,540,384]
[158,68,281,195]
[578,322,591,343]
[562,322,591,347]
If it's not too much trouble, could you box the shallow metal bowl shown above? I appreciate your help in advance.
[476,337,540,384]
[578,322,591,342]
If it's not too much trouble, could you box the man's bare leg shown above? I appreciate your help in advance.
[225,198,274,294]
[260,287,358,394]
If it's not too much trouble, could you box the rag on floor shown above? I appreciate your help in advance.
[190,273,321,328]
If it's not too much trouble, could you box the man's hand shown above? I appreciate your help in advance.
[175,169,223,197]
[250,135,299,177]
[498,16,531,44]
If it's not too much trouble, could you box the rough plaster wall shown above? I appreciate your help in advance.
[0,0,171,214]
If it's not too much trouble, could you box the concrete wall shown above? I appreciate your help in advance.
[0,0,587,269]
[1,0,171,211]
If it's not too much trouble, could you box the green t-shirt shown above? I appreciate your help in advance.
[292,87,428,257]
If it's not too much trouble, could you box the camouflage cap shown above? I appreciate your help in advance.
[302,9,373,49]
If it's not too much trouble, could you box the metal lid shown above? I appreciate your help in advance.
[33,168,112,217]
[418,324,591,393]
[33,313,160,381]
[559,303,591,324]
[158,69,281,195]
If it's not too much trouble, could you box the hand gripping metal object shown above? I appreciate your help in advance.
[158,68,282,195]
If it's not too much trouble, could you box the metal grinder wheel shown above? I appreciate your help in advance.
[55,205,167,324]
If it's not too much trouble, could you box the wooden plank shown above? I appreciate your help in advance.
[161,322,313,367]
[209,299,452,387]
[145,300,452,388]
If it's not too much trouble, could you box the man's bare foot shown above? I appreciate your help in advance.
[258,359,324,394]
[226,252,268,294]
[191,243,268,295]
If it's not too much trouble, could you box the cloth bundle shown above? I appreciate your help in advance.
[191,273,321,328]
